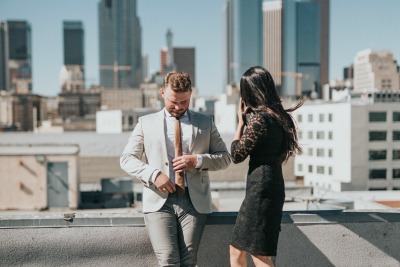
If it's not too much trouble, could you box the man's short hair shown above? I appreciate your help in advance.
[163,71,192,92]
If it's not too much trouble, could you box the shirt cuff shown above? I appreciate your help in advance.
[149,170,161,183]
[195,154,202,168]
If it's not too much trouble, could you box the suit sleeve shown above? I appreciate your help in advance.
[198,117,231,172]
[120,117,159,187]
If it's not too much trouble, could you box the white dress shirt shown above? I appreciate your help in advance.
[150,108,202,184]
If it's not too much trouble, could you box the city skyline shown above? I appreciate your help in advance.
[0,0,400,97]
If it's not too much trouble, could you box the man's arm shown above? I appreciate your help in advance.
[198,117,231,171]
[120,117,158,187]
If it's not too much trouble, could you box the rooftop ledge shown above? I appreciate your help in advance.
[1,210,400,267]
[1,210,400,228]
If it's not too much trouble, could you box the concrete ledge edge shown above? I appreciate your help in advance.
[1,210,399,229]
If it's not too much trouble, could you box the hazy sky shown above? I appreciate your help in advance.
[1,0,399,97]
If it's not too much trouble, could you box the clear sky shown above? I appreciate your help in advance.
[1,0,399,97]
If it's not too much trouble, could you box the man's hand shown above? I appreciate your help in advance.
[154,172,176,193]
[173,154,197,173]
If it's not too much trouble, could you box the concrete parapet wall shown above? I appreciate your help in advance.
[1,211,400,266]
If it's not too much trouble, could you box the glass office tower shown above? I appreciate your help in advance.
[0,20,32,93]
[61,21,85,93]
[224,0,263,87]
[98,0,142,89]
[282,0,329,98]
[64,21,84,66]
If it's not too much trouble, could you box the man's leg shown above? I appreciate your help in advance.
[144,196,180,267]
[176,191,208,267]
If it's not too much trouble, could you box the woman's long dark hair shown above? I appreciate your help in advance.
[240,66,303,162]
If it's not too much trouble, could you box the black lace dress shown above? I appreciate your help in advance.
[230,112,286,256]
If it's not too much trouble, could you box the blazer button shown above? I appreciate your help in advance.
[165,162,168,166]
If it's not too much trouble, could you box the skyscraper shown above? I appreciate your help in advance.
[160,29,196,87]
[0,20,32,93]
[60,21,84,93]
[224,0,263,87]
[263,0,329,98]
[98,0,142,89]
[174,48,195,87]
[263,0,282,91]
[64,21,84,66]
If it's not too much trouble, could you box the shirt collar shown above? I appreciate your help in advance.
[164,108,188,119]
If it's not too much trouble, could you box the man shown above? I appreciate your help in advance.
[120,71,231,266]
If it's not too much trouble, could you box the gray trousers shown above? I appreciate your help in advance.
[144,189,208,267]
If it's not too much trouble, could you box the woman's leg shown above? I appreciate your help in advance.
[230,245,247,267]
[250,255,274,267]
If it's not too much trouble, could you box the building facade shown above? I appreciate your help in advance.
[98,0,142,89]
[263,0,282,91]
[173,47,196,87]
[61,21,85,93]
[224,0,263,87]
[0,21,32,93]
[353,49,400,92]
[263,0,329,98]
[294,93,400,192]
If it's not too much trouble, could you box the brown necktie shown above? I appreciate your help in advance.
[174,117,185,193]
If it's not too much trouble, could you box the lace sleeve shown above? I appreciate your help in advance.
[231,113,268,163]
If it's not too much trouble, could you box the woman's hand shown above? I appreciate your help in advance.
[237,98,250,127]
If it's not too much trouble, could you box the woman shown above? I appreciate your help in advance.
[229,66,303,267]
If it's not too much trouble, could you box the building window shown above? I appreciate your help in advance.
[328,131,333,140]
[328,149,333,157]
[393,150,400,160]
[316,148,324,157]
[297,114,302,123]
[298,131,303,140]
[298,164,303,172]
[393,112,400,122]
[308,131,313,139]
[317,166,324,174]
[368,187,387,191]
[328,167,332,175]
[128,116,133,125]
[369,169,386,179]
[308,114,313,123]
[319,114,324,122]
[308,148,313,156]
[328,113,333,122]
[369,112,386,122]
[369,131,387,141]
[308,165,313,173]
[393,169,400,179]
[316,131,324,140]
[393,131,400,141]
[369,150,387,160]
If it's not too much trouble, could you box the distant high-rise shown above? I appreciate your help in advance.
[60,21,85,93]
[160,30,196,87]
[0,20,32,93]
[284,0,329,97]
[353,49,400,92]
[224,0,263,87]
[98,0,142,89]
[263,0,282,91]
[173,48,195,87]
[160,48,167,76]
[64,21,84,66]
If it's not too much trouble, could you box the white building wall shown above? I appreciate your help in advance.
[96,110,123,134]
[296,99,400,193]
[214,94,236,134]
[294,101,352,192]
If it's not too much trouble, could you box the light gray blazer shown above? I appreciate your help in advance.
[120,109,231,213]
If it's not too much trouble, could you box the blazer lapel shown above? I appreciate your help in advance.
[156,110,167,156]
[188,110,199,153]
